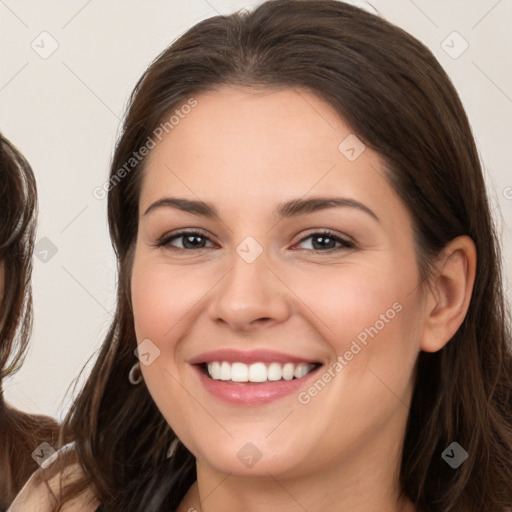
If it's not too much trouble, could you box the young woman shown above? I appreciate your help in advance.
[0,132,60,510]
[10,1,512,511]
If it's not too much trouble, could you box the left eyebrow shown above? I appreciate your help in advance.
[143,196,380,223]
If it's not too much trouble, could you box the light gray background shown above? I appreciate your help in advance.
[1,0,511,420]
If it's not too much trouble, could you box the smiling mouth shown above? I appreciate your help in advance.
[198,361,323,383]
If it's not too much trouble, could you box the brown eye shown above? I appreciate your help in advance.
[157,230,214,250]
[294,230,355,252]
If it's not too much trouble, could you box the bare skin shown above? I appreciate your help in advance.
[130,85,476,512]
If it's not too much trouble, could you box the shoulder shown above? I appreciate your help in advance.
[7,461,100,512]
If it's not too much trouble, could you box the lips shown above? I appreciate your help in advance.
[188,348,324,404]
[190,348,322,383]
[191,362,323,405]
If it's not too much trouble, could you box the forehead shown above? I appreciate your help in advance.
[139,85,404,227]
[147,85,346,169]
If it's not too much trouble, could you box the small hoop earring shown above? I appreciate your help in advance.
[167,437,180,459]
[129,361,143,385]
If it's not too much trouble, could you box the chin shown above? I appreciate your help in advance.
[191,435,315,477]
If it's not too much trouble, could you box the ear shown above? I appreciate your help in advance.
[420,235,477,353]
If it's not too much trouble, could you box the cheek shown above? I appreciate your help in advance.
[131,264,166,345]
[301,259,418,346]
[309,254,422,393]
[131,256,205,345]
[294,263,422,456]
[130,255,202,432]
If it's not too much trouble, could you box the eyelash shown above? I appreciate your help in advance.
[155,229,356,253]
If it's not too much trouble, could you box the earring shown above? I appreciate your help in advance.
[129,361,143,385]
[167,437,180,459]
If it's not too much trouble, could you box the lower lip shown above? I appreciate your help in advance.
[191,364,322,405]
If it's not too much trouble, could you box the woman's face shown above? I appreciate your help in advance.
[131,85,427,478]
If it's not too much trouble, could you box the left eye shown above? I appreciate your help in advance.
[295,230,355,251]
[156,229,355,252]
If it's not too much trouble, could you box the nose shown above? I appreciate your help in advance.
[207,243,290,332]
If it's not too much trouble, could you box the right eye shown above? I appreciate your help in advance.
[156,229,215,251]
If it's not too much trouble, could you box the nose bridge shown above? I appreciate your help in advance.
[208,233,288,328]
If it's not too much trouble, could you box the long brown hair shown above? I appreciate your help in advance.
[0,133,60,510]
[49,1,512,510]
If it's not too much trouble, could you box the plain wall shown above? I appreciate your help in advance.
[1,0,511,420]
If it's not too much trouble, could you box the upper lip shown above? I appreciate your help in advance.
[188,348,322,365]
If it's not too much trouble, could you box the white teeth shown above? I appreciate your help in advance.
[231,362,248,382]
[282,362,295,381]
[267,362,282,381]
[209,361,220,379]
[248,362,267,382]
[205,361,316,382]
[219,361,230,380]
[294,363,311,379]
